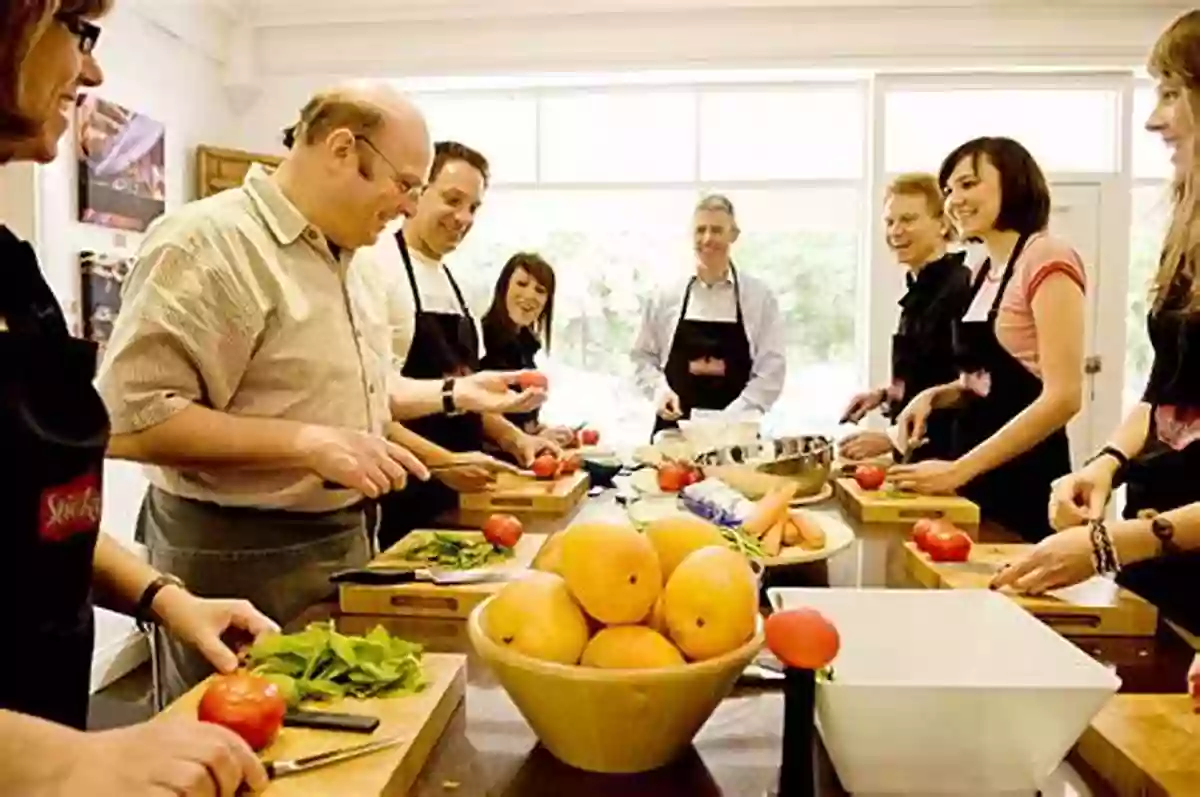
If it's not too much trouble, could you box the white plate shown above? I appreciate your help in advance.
[758,509,855,567]
[788,483,834,507]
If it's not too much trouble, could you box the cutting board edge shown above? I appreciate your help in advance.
[382,653,467,796]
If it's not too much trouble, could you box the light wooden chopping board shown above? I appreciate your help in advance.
[166,653,466,796]
[1074,694,1200,796]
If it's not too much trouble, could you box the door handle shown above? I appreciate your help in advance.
[1084,356,1102,375]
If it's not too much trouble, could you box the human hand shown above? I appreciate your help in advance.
[152,587,280,674]
[505,433,563,468]
[300,425,429,498]
[988,525,1096,594]
[895,389,936,446]
[888,459,968,495]
[657,390,682,422]
[56,713,270,796]
[840,389,885,424]
[455,372,547,415]
[838,430,893,461]
[1048,459,1117,531]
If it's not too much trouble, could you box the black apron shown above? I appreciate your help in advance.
[951,235,1071,543]
[887,252,970,462]
[651,267,754,439]
[1117,283,1200,636]
[480,321,541,434]
[378,232,483,550]
[0,227,109,729]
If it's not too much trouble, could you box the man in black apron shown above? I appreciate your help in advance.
[633,194,785,439]
[377,142,558,549]
[944,234,1071,541]
[841,175,971,463]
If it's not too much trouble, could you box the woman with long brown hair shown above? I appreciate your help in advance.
[994,9,1200,707]
[480,251,575,445]
[0,2,270,792]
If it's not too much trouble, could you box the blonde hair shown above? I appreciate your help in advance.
[886,172,953,241]
[1148,9,1200,313]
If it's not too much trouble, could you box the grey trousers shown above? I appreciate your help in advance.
[138,487,373,706]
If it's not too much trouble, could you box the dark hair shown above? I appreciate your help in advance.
[0,0,111,143]
[483,252,556,352]
[937,136,1050,236]
[430,140,490,186]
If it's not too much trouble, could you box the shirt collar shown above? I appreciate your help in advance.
[905,251,960,291]
[693,263,735,288]
[243,163,313,247]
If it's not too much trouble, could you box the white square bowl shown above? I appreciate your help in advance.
[767,588,1121,796]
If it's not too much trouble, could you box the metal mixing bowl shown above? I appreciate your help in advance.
[693,434,834,497]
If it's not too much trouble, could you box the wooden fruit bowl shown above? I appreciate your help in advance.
[467,599,764,774]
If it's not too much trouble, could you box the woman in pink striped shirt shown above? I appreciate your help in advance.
[891,137,1086,542]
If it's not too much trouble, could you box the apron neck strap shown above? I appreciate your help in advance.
[396,230,424,314]
[681,264,744,324]
[987,232,1032,321]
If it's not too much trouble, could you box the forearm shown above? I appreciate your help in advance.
[91,533,161,616]
[482,413,523,449]
[958,390,1078,481]
[384,421,455,467]
[107,404,313,471]
[0,711,81,793]
[1112,503,1200,565]
[731,352,785,414]
[1104,402,1153,461]
[930,381,967,409]
[387,375,447,421]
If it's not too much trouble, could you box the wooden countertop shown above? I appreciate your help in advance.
[1073,694,1200,797]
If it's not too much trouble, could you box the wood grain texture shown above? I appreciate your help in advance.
[194,145,282,199]
[1073,694,1200,797]
[166,654,467,796]
[459,470,589,514]
[903,542,1158,638]
[339,532,547,619]
[835,477,980,526]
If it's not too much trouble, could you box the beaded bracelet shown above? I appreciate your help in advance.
[1089,520,1121,576]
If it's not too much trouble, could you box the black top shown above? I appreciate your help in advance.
[887,251,972,418]
[1142,271,1200,407]
[480,317,542,432]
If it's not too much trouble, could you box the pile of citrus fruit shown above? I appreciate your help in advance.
[481,516,759,668]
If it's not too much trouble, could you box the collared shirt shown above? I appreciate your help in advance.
[630,266,786,415]
[359,232,484,371]
[96,165,392,512]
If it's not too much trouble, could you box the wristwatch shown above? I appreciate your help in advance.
[441,377,460,416]
[1150,515,1182,556]
[135,573,186,632]
[1084,445,1130,478]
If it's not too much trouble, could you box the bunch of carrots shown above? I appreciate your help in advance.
[737,482,827,557]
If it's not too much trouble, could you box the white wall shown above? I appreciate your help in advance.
[28,2,238,692]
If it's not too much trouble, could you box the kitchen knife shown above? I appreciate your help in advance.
[329,566,518,586]
[264,735,405,779]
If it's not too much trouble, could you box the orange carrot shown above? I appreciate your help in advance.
[742,482,800,538]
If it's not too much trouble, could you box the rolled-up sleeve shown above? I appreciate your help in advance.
[96,242,263,435]
[728,283,786,415]
[631,293,670,402]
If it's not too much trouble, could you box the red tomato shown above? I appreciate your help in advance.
[911,518,936,552]
[765,608,841,671]
[531,454,559,480]
[657,463,690,493]
[559,454,581,475]
[579,428,600,446]
[683,467,702,486]
[197,673,287,752]
[517,371,549,390]
[483,514,523,548]
[853,464,887,491]
[925,527,972,563]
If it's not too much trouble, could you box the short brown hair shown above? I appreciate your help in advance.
[938,137,1051,236]
[0,0,111,141]
[430,140,490,186]
[281,90,386,150]
[694,193,739,233]
[886,173,944,218]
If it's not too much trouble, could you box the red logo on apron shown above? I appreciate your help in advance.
[1155,405,1200,452]
[963,370,992,398]
[39,469,102,543]
[688,357,727,377]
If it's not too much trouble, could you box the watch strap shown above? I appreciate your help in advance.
[135,574,185,632]
[1150,515,1181,556]
[441,378,457,415]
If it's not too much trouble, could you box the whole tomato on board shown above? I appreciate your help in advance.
[483,514,523,549]
[531,454,559,480]
[578,428,600,446]
[853,464,887,491]
[911,518,936,552]
[657,462,692,493]
[924,527,972,563]
[197,672,287,752]
[559,454,582,476]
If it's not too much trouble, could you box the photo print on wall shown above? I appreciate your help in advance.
[76,94,166,232]
[79,250,133,358]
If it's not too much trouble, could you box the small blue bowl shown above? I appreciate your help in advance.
[581,457,624,488]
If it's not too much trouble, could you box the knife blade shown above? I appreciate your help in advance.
[329,566,518,586]
[265,734,405,779]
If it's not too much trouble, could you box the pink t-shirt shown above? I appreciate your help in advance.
[962,232,1086,377]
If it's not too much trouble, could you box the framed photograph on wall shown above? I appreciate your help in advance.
[76,94,166,232]
[79,250,132,357]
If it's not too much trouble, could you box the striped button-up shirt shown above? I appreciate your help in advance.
[96,165,392,512]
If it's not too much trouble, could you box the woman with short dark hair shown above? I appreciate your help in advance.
[0,2,270,793]
[891,137,1087,543]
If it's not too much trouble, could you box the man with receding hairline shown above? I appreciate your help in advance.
[96,81,543,702]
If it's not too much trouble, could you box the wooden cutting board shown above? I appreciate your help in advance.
[458,470,589,514]
[902,542,1158,637]
[1073,694,1200,796]
[339,531,547,619]
[166,653,467,796]
[835,477,980,527]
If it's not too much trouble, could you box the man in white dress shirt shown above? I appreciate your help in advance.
[631,194,786,438]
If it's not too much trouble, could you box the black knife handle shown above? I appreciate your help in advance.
[284,709,381,733]
[329,568,418,585]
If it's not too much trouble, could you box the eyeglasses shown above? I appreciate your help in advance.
[355,135,423,200]
[55,13,101,55]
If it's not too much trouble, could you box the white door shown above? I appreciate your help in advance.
[1044,180,1127,471]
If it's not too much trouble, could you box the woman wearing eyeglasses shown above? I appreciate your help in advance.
[0,3,271,794]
